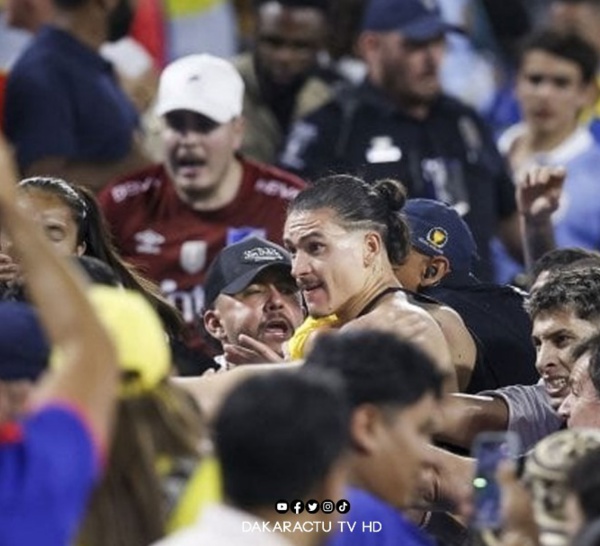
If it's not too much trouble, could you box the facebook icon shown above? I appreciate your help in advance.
[291,500,304,514]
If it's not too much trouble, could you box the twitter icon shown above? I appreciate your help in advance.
[306,499,320,513]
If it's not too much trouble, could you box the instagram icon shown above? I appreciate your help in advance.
[321,500,334,513]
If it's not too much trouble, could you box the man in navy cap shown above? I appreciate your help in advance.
[279,0,527,281]
[396,198,538,393]
[202,236,305,369]
[396,198,480,290]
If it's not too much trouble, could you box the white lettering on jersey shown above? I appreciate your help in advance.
[134,229,165,255]
[179,241,208,274]
[160,280,205,323]
[110,176,158,203]
[255,178,301,201]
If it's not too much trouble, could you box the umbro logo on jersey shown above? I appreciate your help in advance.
[134,229,165,255]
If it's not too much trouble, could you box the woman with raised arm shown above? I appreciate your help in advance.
[0,134,119,545]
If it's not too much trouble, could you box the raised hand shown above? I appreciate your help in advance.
[517,165,566,220]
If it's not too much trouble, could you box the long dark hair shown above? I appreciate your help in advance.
[19,177,184,337]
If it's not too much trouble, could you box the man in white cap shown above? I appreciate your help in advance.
[99,54,306,373]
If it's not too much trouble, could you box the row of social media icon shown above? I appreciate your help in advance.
[276,500,350,515]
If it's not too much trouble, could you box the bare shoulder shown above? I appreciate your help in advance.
[423,303,477,380]
[343,295,457,391]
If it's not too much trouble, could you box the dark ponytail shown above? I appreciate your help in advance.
[289,174,410,264]
[372,178,410,265]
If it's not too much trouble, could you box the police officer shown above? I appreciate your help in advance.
[279,0,521,280]
[396,198,538,393]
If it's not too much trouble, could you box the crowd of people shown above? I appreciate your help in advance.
[3,0,600,545]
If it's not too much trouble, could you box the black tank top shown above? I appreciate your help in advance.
[356,286,405,318]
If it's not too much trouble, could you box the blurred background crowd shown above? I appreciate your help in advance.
[3,1,600,546]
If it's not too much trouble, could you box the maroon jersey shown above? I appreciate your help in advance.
[99,157,305,357]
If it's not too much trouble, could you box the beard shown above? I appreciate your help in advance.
[379,63,441,111]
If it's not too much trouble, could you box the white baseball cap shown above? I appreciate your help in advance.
[155,54,244,124]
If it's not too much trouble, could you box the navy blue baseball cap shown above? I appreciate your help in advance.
[204,237,293,308]
[0,302,49,381]
[361,0,455,41]
[403,198,479,278]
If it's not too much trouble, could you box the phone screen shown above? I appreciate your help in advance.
[471,431,520,529]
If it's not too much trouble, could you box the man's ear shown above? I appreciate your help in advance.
[203,308,227,342]
[350,404,383,455]
[231,116,245,153]
[75,241,87,257]
[421,256,449,287]
[356,31,380,63]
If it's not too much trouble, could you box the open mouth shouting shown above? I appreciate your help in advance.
[542,373,570,407]
[174,155,207,177]
[260,316,294,342]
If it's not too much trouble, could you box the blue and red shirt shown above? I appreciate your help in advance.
[0,404,102,546]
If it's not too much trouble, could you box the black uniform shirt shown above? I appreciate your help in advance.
[280,81,517,280]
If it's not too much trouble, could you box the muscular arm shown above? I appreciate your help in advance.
[415,445,475,514]
[435,394,509,450]
[419,313,459,393]
[173,361,303,420]
[344,302,458,392]
[0,134,118,447]
[424,304,477,392]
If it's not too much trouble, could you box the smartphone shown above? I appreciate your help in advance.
[470,431,521,529]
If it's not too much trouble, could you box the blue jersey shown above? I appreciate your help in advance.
[494,125,600,283]
[326,488,434,546]
[0,405,101,546]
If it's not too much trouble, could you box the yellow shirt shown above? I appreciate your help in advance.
[287,315,340,360]
[163,456,223,532]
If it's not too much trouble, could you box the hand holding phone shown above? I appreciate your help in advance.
[471,431,521,529]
